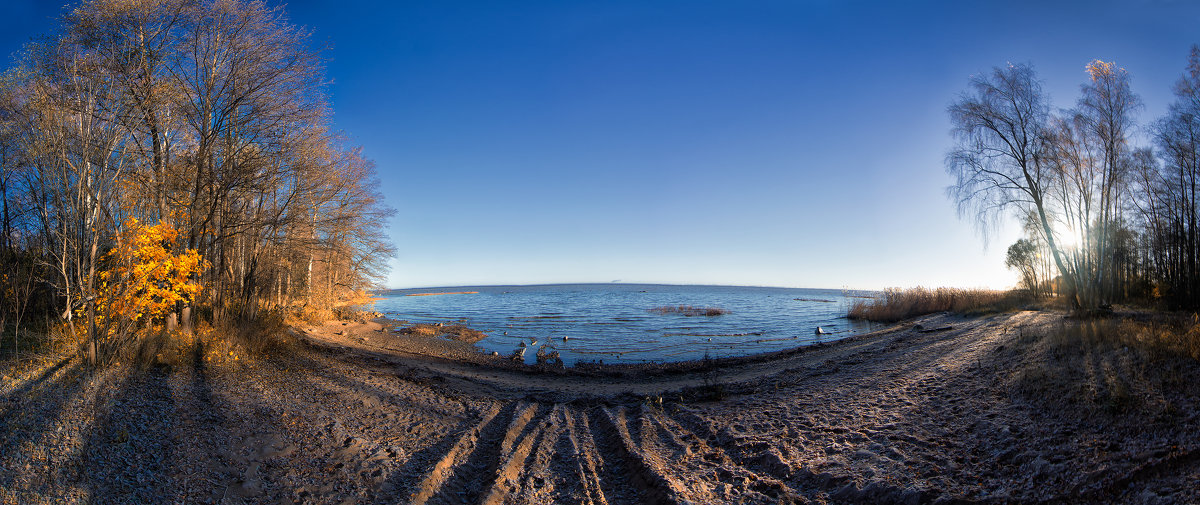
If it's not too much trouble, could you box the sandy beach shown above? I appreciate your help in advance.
[2,310,1198,504]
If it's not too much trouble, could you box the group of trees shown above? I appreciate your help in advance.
[950,48,1200,310]
[0,0,394,361]
[1003,213,1057,298]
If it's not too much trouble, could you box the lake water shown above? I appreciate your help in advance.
[369,284,881,366]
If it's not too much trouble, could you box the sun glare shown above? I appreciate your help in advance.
[1052,222,1083,250]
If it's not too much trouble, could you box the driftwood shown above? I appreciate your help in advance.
[917,325,954,333]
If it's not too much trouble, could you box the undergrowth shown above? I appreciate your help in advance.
[1011,316,1200,419]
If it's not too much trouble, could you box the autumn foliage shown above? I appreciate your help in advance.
[0,0,396,365]
[92,218,205,334]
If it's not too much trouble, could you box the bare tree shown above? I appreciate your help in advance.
[946,63,1080,307]
[1141,46,1200,307]
[1072,60,1140,305]
[949,61,1142,311]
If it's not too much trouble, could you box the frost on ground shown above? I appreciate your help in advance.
[1,311,1198,504]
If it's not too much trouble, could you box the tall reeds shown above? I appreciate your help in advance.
[846,287,1018,322]
[649,306,730,317]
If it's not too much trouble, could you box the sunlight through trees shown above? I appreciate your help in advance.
[950,52,1200,310]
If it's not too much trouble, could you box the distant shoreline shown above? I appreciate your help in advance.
[378,282,881,294]
[403,291,479,297]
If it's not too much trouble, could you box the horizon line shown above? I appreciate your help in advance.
[378,281,884,292]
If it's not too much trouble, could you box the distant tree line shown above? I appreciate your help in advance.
[0,0,394,362]
[949,48,1200,311]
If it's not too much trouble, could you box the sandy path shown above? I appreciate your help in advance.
[2,310,1198,504]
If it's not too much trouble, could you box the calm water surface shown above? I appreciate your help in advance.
[369,284,880,366]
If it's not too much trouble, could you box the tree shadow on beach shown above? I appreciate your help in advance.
[0,355,85,494]
[72,338,243,504]
[77,363,178,505]
[171,340,238,503]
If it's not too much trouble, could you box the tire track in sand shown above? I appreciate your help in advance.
[409,401,543,505]
[590,405,690,505]
[480,403,565,504]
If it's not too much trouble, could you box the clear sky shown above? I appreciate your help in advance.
[5,0,1200,290]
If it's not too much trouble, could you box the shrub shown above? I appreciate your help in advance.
[88,218,207,363]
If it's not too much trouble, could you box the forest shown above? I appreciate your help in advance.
[950,52,1200,312]
[0,0,394,364]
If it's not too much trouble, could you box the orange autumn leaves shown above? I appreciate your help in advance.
[93,218,206,328]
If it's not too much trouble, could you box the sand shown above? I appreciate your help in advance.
[1,310,1198,504]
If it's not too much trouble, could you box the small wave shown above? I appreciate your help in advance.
[508,315,574,320]
[572,348,654,355]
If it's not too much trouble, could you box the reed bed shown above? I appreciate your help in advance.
[649,305,730,317]
[847,287,1020,323]
[395,323,488,343]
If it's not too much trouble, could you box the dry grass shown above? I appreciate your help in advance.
[1011,316,1200,418]
[131,310,297,371]
[846,287,1026,323]
[287,306,334,326]
[649,306,730,317]
[286,304,380,327]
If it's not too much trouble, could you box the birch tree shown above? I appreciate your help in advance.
[947,63,1082,307]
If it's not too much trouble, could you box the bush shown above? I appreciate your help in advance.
[88,218,206,363]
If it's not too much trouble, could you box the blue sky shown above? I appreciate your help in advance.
[6,0,1200,289]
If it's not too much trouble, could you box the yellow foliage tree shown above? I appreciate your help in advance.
[91,218,206,347]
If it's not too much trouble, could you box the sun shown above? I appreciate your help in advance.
[1051,221,1083,250]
